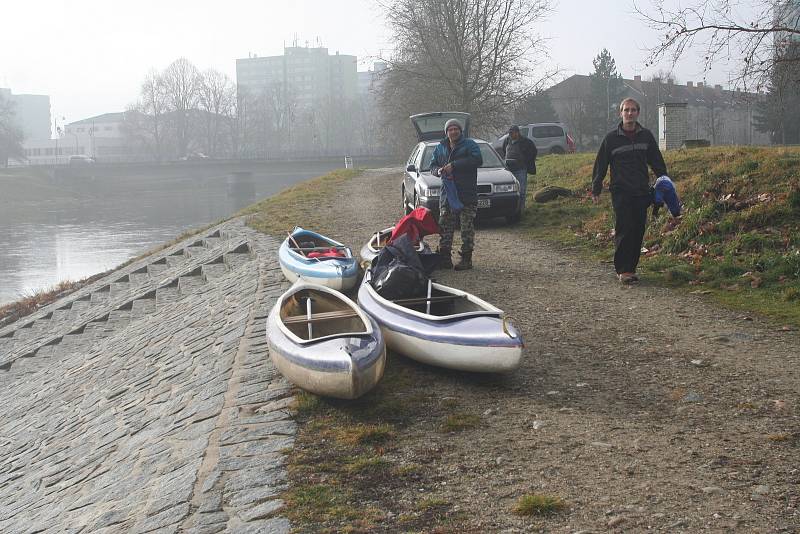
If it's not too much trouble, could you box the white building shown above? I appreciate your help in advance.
[20,112,130,165]
[236,46,357,110]
[1,87,51,140]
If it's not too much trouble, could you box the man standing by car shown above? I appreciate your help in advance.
[592,97,668,284]
[500,125,537,218]
[430,118,483,271]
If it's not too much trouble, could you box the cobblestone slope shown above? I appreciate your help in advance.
[0,218,293,533]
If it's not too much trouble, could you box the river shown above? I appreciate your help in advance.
[0,159,390,306]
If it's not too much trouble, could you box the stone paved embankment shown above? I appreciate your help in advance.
[0,218,294,533]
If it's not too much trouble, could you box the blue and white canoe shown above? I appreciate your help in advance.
[267,280,386,399]
[279,227,359,290]
[357,271,523,372]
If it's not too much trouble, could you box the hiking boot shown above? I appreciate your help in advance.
[618,272,638,284]
[454,251,473,271]
[436,248,453,270]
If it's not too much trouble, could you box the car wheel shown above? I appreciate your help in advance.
[402,186,412,215]
[551,146,565,155]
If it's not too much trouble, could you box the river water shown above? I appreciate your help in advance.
[0,160,375,306]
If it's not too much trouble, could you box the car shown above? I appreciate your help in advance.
[68,154,95,165]
[404,112,522,224]
[179,152,210,161]
[491,122,572,155]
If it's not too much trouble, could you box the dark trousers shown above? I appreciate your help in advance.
[611,192,651,274]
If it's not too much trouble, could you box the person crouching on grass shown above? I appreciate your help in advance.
[592,97,668,285]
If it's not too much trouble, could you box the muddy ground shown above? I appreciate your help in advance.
[287,167,799,533]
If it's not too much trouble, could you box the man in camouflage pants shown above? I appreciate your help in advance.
[437,203,477,268]
[429,118,483,270]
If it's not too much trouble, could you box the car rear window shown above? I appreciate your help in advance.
[532,125,564,138]
[419,142,503,171]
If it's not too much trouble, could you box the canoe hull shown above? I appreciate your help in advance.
[267,282,385,399]
[279,228,358,290]
[359,226,428,266]
[357,276,523,373]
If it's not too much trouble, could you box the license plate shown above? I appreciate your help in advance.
[477,198,491,208]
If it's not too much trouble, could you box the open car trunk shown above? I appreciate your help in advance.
[409,112,471,141]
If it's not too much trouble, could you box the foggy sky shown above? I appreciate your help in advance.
[1,0,747,131]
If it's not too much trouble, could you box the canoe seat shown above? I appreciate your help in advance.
[390,294,467,305]
[283,309,360,324]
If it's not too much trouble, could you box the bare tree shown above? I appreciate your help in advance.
[125,69,170,161]
[197,69,236,157]
[0,94,25,167]
[378,0,554,147]
[235,83,297,158]
[162,58,201,158]
[636,0,800,89]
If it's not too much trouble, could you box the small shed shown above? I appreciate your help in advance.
[658,102,688,151]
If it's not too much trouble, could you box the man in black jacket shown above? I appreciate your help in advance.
[500,125,537,218]
[592,97,667,284]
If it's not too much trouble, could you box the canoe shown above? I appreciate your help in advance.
[267,280,386,399]
[359,226,429,265]
[357,271,523,372]
[279,227,359,290]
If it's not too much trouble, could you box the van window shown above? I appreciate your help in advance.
[532,125,564,138]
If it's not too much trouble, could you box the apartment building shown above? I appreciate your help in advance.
[236,45,357,109]
[0,87,51,140]
[547,74,770,148]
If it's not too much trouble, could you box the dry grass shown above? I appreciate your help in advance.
[512,493,567,516]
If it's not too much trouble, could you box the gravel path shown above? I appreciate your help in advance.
[313,167,800,532]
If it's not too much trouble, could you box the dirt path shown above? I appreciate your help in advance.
[302,167,800,532]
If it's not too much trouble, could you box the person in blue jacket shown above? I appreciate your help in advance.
[429,118,483,270]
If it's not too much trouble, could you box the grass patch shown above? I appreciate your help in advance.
[416,497,450,511]
[293,391,324,414]
[529,146,800,328]
[346,454,392,474]
[239,168,362,235]
[283,484,355,523]
[442,413,480,432]
[335,423,394,446]
[512,493,567,516]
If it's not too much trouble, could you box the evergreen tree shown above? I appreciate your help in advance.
[588,49,625,140]
[513,89,559,124]
[754,41,800,144]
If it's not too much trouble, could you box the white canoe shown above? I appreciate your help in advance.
[267,280,386,399]
[357,272,523,372]
[359,226,429,265]
[279,227,359,291]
